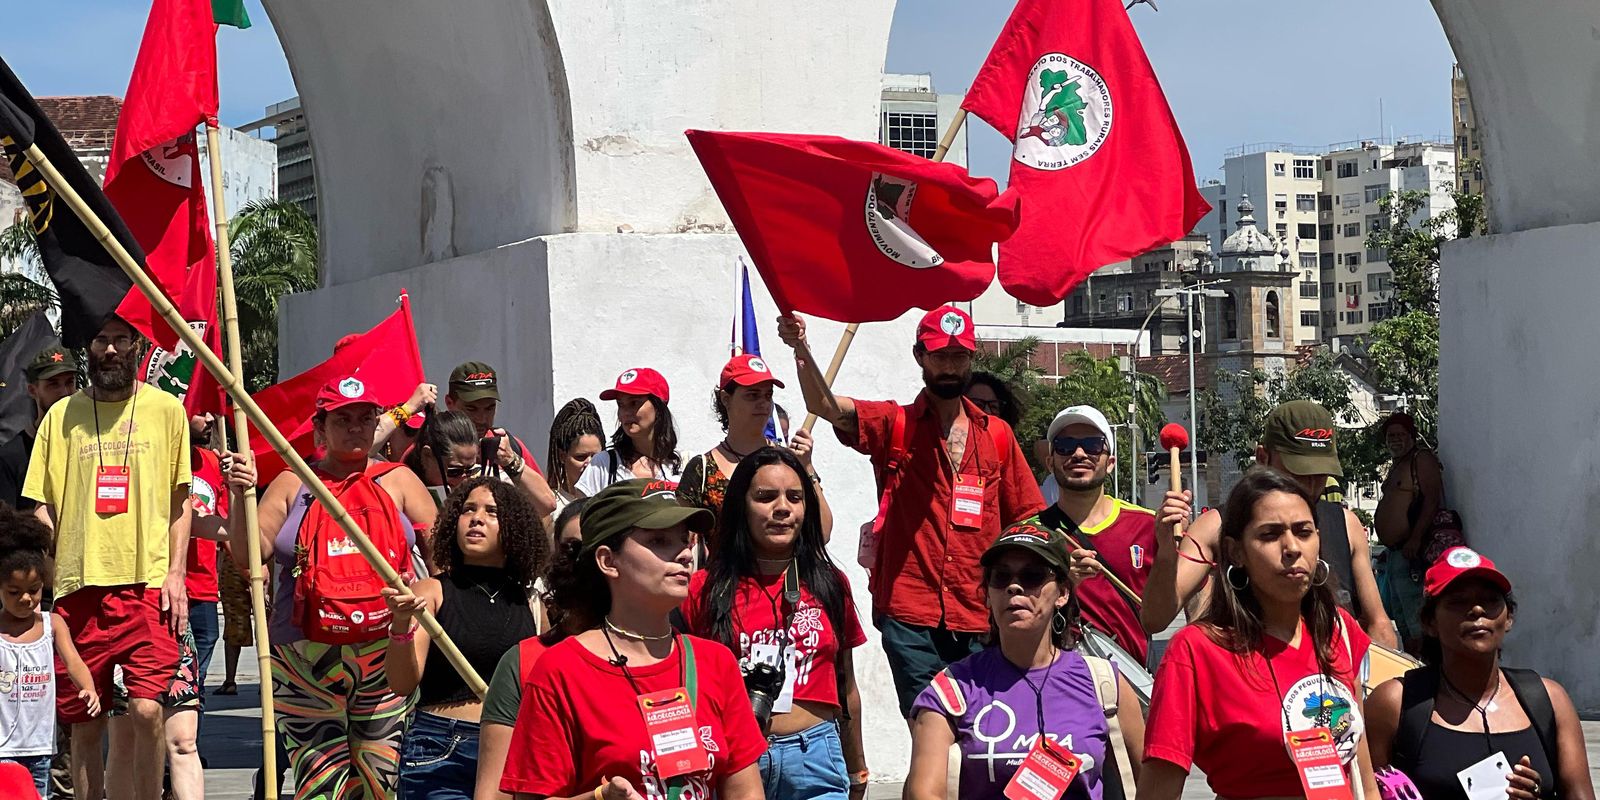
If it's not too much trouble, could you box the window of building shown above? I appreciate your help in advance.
[1294,159,1316,179]
[1276,223,1289,240]
[1297,223,1318,241]
[1337,160,1359,178]
[1273,162,1286,176]
[1344,310,1365,325]
[1344,253,1362,267]
[1366,271,1393,293]
[1296,194,1317,212]
[881,112,939,158]
[1145,290,1155,308]
[1222,293,1239,339]
[1321,253,1335,271]
[1300,253,1318,270]
[1340,192,1361,208]
[1118,293,1133,312]
[1322,280,1335,297]
[1343,223,1361,238]
[1072,295,1084,315]
[1265,291,1282,339]
[1366,214,1387,234]
[1364,184,1387,204]
[1318,194,1333,212]
[1300,281,1319,298]
[1097,294,1109,313]
[1274,196,1288,218]
[1300,311,1320,328]
[1324,158,1334,171]
[1369,302,1393,323]
[1319,224,1334,241]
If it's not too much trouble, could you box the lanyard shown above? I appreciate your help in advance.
[602,630,699,798]
[91,388,140,472]
[1263,643,1331,734]
[1006,647,1059,736]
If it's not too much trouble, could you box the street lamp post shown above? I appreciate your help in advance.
[1127,297,1175,499]
[1156,275,1229,501]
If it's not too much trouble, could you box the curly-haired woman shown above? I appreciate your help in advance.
[383,476,551,800]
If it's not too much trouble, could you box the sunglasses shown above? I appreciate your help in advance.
[986,566,1056,591]
[444,464,484,480]
[1051,436,1109,457]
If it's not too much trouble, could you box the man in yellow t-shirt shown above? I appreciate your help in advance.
[23,316,191,800]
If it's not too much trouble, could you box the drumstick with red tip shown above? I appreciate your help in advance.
[1159,423,1190,538]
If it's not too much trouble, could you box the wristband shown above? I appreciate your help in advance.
[594,786,605,800]
[807,471,822,487]
[390,623,418,643]
[387,405,412,426]
[850,770,870,787]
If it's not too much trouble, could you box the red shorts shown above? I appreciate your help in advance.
[53,585,181,723]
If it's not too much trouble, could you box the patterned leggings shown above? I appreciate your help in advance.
[272,639,414,800]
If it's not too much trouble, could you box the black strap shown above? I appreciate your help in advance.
[1504,667,1560,781]
[1394,665,1560,782]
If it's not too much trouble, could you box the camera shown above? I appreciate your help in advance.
[743,661,786,731]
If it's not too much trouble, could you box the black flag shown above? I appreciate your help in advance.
[0,57,138,350]
[0,311,59,448]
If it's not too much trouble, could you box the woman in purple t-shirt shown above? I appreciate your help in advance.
[905,521,1146,800]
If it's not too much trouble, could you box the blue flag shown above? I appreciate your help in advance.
[733,262,780,442]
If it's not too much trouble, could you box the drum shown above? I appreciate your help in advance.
[1078,626,1153,712]
[1362,642,1423,696]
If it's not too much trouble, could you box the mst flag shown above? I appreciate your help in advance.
[963,0,1210,305]
[248,294,425,482]
[687,130,1018,323]
[107,0,220,353]
[0,312,60,448]
[0,59,139,349]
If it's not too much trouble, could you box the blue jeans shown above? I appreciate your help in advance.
[399,710,480,800]
[2,753,50,799]
[189,600,220,693]
[759,721,848,800]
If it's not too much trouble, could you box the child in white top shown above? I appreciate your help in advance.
[0,507,97,799]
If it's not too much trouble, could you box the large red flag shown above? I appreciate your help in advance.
[687,130,1018,323]
[963,0,1210,306]
[138,259,223,417]
[248,294,425,482]
[105,0,219,352]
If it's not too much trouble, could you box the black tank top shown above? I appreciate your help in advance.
[1404,725,1557,800]
[1314,500,1360,616]
[417,565,537,708]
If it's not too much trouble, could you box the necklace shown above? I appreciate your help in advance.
[719,440,752,460]
[605,617,675,642]
[755,557,793,565]
[1442,668,1502,756]
[473,583,502,604]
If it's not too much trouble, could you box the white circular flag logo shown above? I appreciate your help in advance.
[350,610,365,625]
[1012,53,1113,171]
[338,378,365,398]
[748,357,769,374]
[940,311,967,335]
[1281,675,1363,765]
[139,134,196,189]
[864,173,944,269]
[619,369,639,384]
[1447,549,1482,568]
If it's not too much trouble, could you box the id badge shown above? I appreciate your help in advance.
[951,474,984,529]
[1002,737,1081,800]
[1455,751,1510,800]
[1285,727,1353,800]
[637,688,708,779]
[95,466,130,515]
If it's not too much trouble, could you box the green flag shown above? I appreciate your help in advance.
[212,0,251,28]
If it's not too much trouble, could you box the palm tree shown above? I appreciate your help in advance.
[0,221,58,340]
[227,199,319,391]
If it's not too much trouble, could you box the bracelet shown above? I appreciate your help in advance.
[387,405,412,426]
[850,769,870,787]
[807,471,822,487]
[389,623,417,643]
[593,786,605,800]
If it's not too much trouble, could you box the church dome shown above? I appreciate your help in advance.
[1219,194,1278,257]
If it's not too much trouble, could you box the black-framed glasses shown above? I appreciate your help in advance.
[970,398,1003,415]
[444,464,483,480]
[1051,436,1108,457]
[986,566,1055,590]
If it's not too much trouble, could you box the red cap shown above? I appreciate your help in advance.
[315,375,385,412]
[719,354,785,389]
[1424,547,1512,598]
[0,760,40,799]
[917,305,977,352]
[600,367,670,403]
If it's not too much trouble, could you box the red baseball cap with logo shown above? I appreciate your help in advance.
[1424,546,1512,598]
[917,305,977,352]
[315,375,384,412]
[600,367,670,403]
[719,354,785,389]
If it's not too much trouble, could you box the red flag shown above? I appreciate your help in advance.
[138,257,223,416]
[248,294,425,483]
[963,0,1210,306]
[105,0,220,351]
[687,130,1018,323]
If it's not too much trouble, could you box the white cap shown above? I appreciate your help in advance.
[1046,405,1115,457]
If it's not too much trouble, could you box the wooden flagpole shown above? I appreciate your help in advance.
[20,141,490,703]
[798,108,969,434]
[204,124,279,799]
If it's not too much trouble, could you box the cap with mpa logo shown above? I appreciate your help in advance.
[1424,546,1512,598]
[1261,400,1343,478]
[719,354,785,389]
[580,478,714,554]
[980,520,1071,574]
[449,362,500,403]
[600,367,670,404]
[25,345,76,382]
[917,305,977,352]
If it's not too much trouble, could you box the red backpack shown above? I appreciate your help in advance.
[292,462,416,645]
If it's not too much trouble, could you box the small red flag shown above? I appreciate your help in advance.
[687,130,1018,323]
[248,294,425,483]
[963,0,1210,306]
[105,0,220,352]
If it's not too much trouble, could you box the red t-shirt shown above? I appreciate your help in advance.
[1038,499,1156,661]
[501,635,766,799]
[681,569,867,708]
[840,394,1045,632]
[1143,608,1371,798]
[184,448,229,602]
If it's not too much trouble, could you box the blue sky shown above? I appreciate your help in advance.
[12,0,1455,184]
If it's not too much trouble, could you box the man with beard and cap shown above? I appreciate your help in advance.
[778,306,1044,717]
[1140,399,1398,650]
[1033,404,1160,662]
[22,316,193,800]
[0,345,79,510]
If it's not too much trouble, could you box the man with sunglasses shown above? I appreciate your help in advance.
[1139,400,1398,649]
[1033,405,1158,662]
[777,306,1045,718]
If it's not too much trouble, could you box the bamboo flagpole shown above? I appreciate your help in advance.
[19,140,490,702]
[799,108,970,434]
[204,123,279,799]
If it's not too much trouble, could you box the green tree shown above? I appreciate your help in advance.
[228,199,319,391]
[1198,349,1386,488]
[0,221,58,340]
